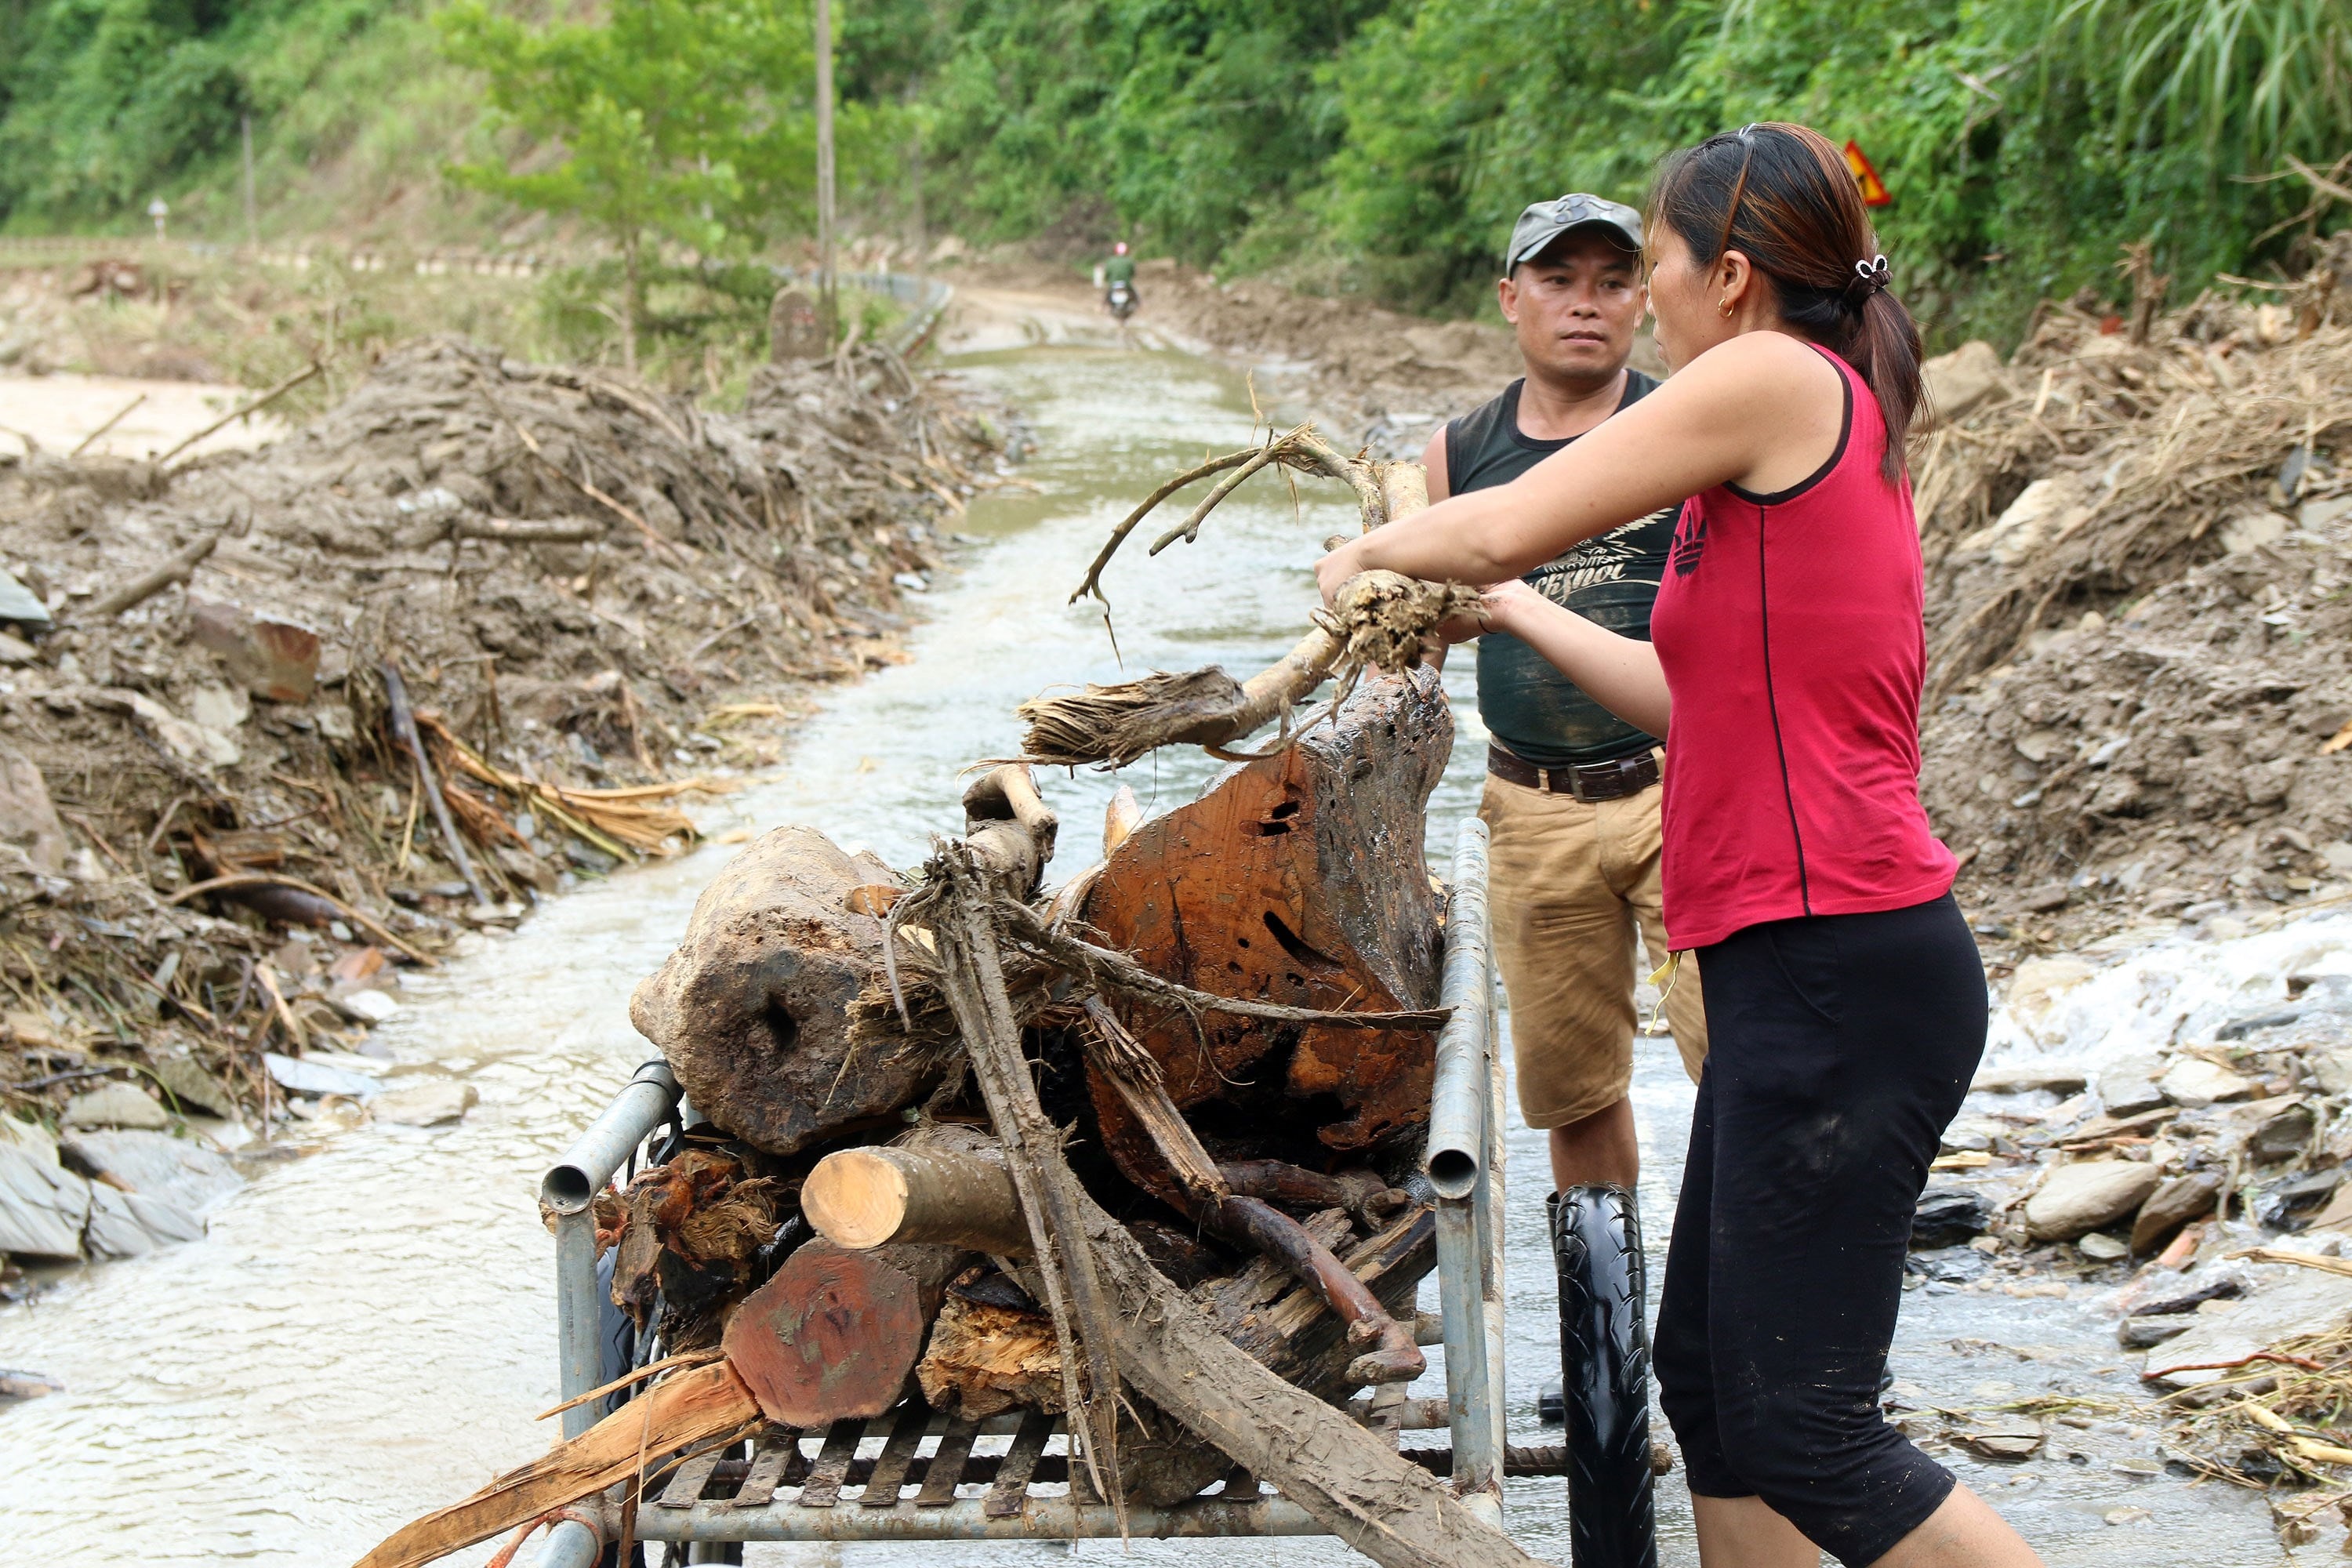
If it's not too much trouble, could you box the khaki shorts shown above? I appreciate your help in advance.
[1479,768,1708,1130]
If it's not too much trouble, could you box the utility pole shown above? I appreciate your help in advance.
[241,114,259,251]
[815,0,837,344]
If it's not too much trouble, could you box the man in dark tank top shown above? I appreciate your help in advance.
[1421,194,1708,1200]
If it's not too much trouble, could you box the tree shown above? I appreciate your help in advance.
[437,0,879,366]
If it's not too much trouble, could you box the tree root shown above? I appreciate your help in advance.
[1017,569,1475,768]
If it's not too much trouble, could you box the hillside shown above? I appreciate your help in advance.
[4,0,2347,343]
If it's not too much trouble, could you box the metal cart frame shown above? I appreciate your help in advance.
[528,819,1506,1565]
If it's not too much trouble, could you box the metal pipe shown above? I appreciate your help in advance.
[542,1060,681,1215]
[1479,900,1509,1475]
[640,1497,1329,1543]
[1424,820,1493,1200]
[1436,1194,1498,1497]
[531,1519,602,1568]
[545,1061,680,1437]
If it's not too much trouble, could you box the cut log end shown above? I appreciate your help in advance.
[802,1147,913,1250]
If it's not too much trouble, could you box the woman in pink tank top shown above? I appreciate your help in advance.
[1319,125,2038,1568]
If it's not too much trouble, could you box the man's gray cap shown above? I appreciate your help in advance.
[1507,193,1643,271]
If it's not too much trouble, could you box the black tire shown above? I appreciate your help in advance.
[1552,1184,1659,1568]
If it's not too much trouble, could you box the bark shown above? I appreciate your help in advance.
[628,825,938,1156]
[1078,1186,1540,1568]
[720,1239,975,1428]
[1078,666,1451,1188]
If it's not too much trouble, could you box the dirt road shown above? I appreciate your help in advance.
[0,371,285,462]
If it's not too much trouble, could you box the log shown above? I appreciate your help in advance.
[629,825,942,1156]
[354,1360,760,1568]
[802,1122,1026,1253]
[917,1290,1064,1419]
[720,1239,974,1428]
[1078,666,1450,1192]
[76,529,220,621]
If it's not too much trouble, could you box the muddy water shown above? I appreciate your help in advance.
[0,343,2280,1566]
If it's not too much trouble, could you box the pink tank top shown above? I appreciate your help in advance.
[1648,346,1956,949]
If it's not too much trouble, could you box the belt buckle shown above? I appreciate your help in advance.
[1566,764,1598,804]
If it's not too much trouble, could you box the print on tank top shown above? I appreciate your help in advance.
[1669,508,1706,578]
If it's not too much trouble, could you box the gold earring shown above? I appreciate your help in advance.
[1718,297,1733,317]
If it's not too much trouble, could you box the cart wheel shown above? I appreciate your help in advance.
[1552,1184,1658,1568]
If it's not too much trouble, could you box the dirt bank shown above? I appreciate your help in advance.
[0,333,1010,1221]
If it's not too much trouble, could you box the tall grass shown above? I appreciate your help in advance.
[2059,0,2352,169]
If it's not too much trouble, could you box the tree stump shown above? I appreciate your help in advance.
[1078,666,1450,1203]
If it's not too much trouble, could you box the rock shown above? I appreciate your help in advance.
[2096,1056,2168,1116]
[2303,1180,2352,1233]
[0,744,67,873]
[262,1051,380,1101]
[372,1080,477,1127]
[1913,1185,1990,1248]
[0,631,33,665]
[2005,957,2096,1039]
[2023,885,2071,913]
[2158,1057,2257,1109]
[148,1054,237,1120]
[1922,340,2008,424]
[2243,1097,2316,1161]
[2024,1160,2164,1240]
[493,844,557,893]
[0,566,52,630]
[0,1368,62,1401]
[0,1144,89,1258]
[0,1114,55,1163]
[1958,475,2092,568]
[2103,1507,2151,1526]
[2221,510,2292,556]
[4,1010,60,1050]
[2078,1232,2129,1261]
[2255,1167,2344,1229]
[2067,1105,2176,1145]
[2118,1316,2192,1349]
[60,1082,169,1131]
[93,688,239,768]
[187,683,250,733]
[2310,1047,2352,1095]
[330,987,400,1025]
[2146,1270,2352,1386]
[188,598,321,702]
[1973,1061,2090,1094]
[57,1129,240,1213]
[2130,1172,2221,1254]
[82,1180,202,1258]
[1956,1418,2044,1460]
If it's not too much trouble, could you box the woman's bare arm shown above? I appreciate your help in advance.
[1321,333,1842,595]
[1472,579,1671,735]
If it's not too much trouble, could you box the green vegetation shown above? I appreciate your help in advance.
[1,0,2348,343]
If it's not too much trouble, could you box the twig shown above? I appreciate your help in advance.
[380,662,491,909]
[1145,423,1310,556]
[75,528,222,621]
[68,393,145,459]
[534,1349,724,1422]
[1,1065,114,1093]
[155,362,320,466]
[1067,448,1265,605]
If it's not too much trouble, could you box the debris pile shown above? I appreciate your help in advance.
[0,333,1008,1271]
[1913,252,2352,941]
[360,434,1539,1568]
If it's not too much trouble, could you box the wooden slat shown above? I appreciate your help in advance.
[655,1447,726,1509]
[728,1431,798,1510]
[915,1415,982,1507]
[858,1401,933,1508]
[796,1420,865,1509]
[983,1410,1058,1518]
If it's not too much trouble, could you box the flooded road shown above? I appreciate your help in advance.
[0,342,2283,1564]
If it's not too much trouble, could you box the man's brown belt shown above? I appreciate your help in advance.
[1486,744,1660,802]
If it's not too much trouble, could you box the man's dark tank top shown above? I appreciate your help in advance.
[1444,372,1675,768]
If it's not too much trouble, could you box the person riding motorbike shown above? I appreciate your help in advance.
[1103,241,1139,320]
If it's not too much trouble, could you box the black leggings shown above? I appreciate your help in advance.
[1653,893,1985,1567]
